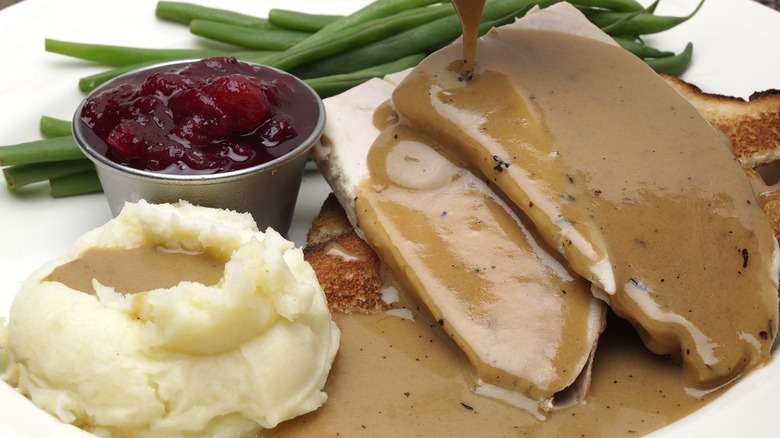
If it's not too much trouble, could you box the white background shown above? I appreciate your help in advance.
[0,1,779,436]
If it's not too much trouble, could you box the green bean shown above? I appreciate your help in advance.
[645,42,693,76]
[263,3,456,71]
[0,137,84,166]
[424,4,535,53]
[643,0,660,14]
[189,20,310,50]
[50,169,103,198]
[568,0,644,12]
[580,0,704,35]
[40,116,72,137]
[3,159,94,189]
[45,39,230,67]
[613,36,674,58]
[478,4,537,33]
[267,9,342,32]
[304,0,442,44]
[305,53,427,98]
[268,0,444,74]
[597,10,642,33]
[292,0,545,79]
[79,61,165,92]
[155,1,277,29]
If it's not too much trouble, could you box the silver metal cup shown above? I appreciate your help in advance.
[73,60,326,235]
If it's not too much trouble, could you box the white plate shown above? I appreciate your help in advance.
[0,0,778,436]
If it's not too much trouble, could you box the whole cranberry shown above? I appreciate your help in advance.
[106,120,146,159]
[203,74,271,131]
[170,115,213,147]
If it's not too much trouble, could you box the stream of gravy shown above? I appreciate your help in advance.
[452,0,486,80]
[45,246,226,294]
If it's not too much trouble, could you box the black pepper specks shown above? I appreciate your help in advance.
[741,248,749,268]
[493,155,510,172]
[460,402,474,411]
[629,278,647,291]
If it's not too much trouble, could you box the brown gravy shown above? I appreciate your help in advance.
[278,9,778,438]
[45,246,226,294]
[353,121,605,409]
[452,0,486,80]
[389,27,778,388]
[272,279,717,437]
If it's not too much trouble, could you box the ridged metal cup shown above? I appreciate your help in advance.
[73,60,325,235]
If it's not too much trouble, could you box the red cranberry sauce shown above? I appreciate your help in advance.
[80,57,320,174]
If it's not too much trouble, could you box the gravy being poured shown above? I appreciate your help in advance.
[45,246,226,294]
[452,0,486,80]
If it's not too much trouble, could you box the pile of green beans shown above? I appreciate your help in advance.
[0,116,102,197]
[2,0,704,198]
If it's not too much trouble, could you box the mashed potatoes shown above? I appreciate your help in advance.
[0,200,340,438]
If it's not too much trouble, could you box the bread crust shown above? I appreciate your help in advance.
[303,194,389,314]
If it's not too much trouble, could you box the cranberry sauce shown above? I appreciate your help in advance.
[80,57,320,174]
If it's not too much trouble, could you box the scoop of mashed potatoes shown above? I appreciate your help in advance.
[0,200,340,438]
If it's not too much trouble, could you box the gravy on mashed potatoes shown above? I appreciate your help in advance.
[45,245,227,294]
[0,200,340,438]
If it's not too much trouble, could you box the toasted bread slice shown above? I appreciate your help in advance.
[303,193,389,314]
[759,187,780,243]
[662,74,780,169]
